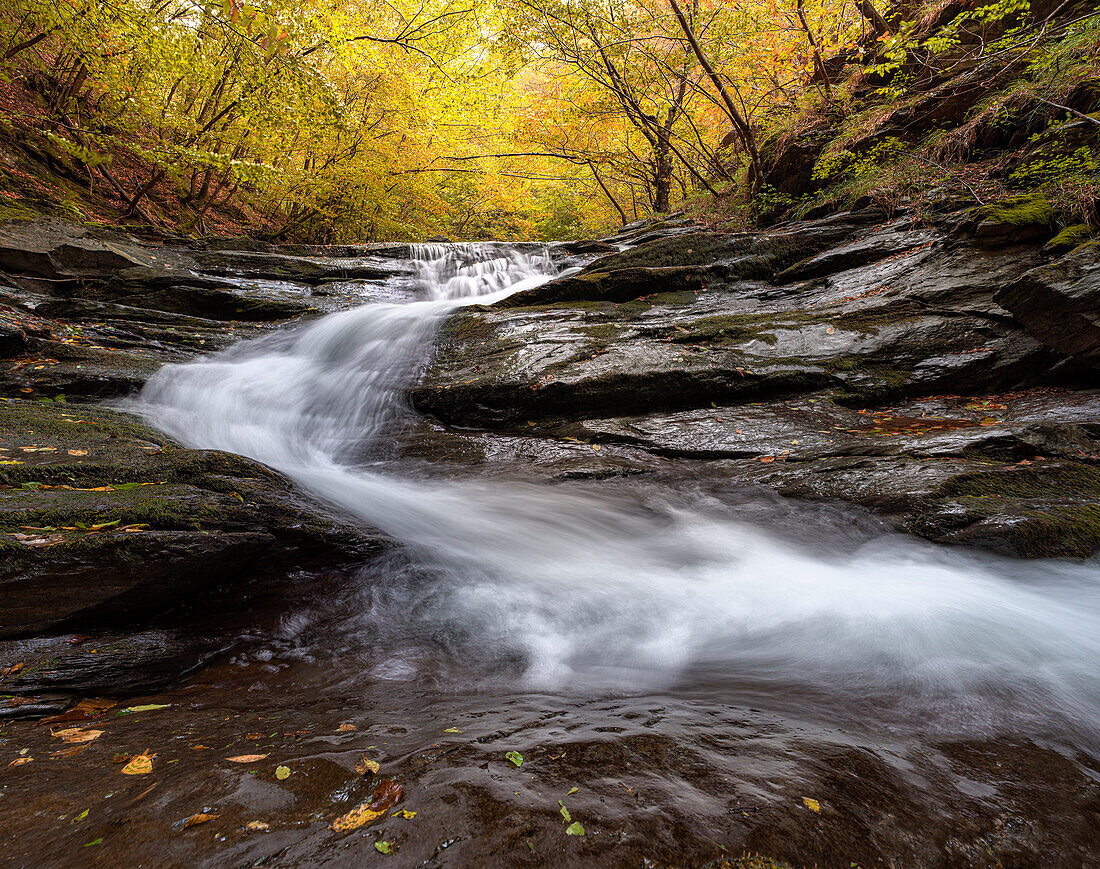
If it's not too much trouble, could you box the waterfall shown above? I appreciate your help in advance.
[132,243,1100,749]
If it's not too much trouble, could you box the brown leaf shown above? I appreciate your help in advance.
[337,723,357,732]
[8,757,32,766]
[0,663,24,678]
[245,732,264,740]
[51,745,88,758]
[40,697,115,725]
[355,756,380,776]
[227,754,269,763]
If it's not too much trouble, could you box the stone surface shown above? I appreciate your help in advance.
[0,399,383,640]
[995,240,1100,366]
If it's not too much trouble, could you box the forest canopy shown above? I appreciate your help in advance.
[0,0,1097,240]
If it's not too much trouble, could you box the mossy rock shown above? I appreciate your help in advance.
[1043,223,1095,255]
[977,194,1054,228]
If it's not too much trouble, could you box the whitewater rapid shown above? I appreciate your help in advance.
[132,243,1100,749]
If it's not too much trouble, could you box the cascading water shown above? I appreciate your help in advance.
[133,243,1100,751]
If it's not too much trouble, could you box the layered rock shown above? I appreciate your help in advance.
[414,210,1100,557]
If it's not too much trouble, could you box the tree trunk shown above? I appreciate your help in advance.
[665,0,764,191]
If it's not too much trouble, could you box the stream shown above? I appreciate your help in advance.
[90,242,1100,866]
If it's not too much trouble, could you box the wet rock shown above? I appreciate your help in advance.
[496,266,707,309]
[0,631,227,696]
[772,220,939,283]
[995,240,1100,367]
[417,230,1060,430]
[0,399,383,639]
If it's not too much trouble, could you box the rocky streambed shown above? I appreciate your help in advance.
[0,210,1097,867]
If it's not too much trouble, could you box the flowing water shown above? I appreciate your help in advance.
[131,242,1100,753]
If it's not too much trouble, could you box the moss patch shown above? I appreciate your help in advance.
[938,463,1100,500]
[977,194,1054,228]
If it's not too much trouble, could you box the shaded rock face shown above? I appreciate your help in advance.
[414,210,1100,557]
[995,240,1100,366]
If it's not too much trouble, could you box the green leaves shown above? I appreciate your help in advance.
[505,751,523,767]
[565,822,585,836]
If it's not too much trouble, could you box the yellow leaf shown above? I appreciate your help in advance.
[9,757,33,766]
[392,809,417,819]
[330,802,385,833]
[245,821,270,832]
[355,756,380,776]
[227,754,269,763]
[803,797,821,812]
[67,450,88,456]
[122,751,155,774]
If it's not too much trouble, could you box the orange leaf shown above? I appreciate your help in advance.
[227,754,269,763]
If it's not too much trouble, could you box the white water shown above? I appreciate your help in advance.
[133,243,1100,747]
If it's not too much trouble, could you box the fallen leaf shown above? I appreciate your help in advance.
[826,326,835,334]
[52,727,104,744]
[112,753,131,763]
[505,751,523,767]
[355,756,380,776]
[245,821,270,832]
[565,822,585,836]
[122,751,155,775]
[559,804,571,823]
[330,779,405,833]
[0,662,24,678]
[83,838,102,847]
[8,757,32,766]
[40,697,115,725]
[803,797,821,812]
[566,787,579,795]
[73,809,89,822]
[443,727,462,733]
[245,732,264,740]
[227,754,268,763]
[330,803,385,833]
[175,813,218,831]
[979,417,999,426]
[758,456,776,463]
[67,450,88,456]
[190,745,211,751]
[337,723,357,732]
[392,809,417,819]
[375,841,394,854]
[275,765,291,780]
[51,745,88,758]
[123,704,169,714]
